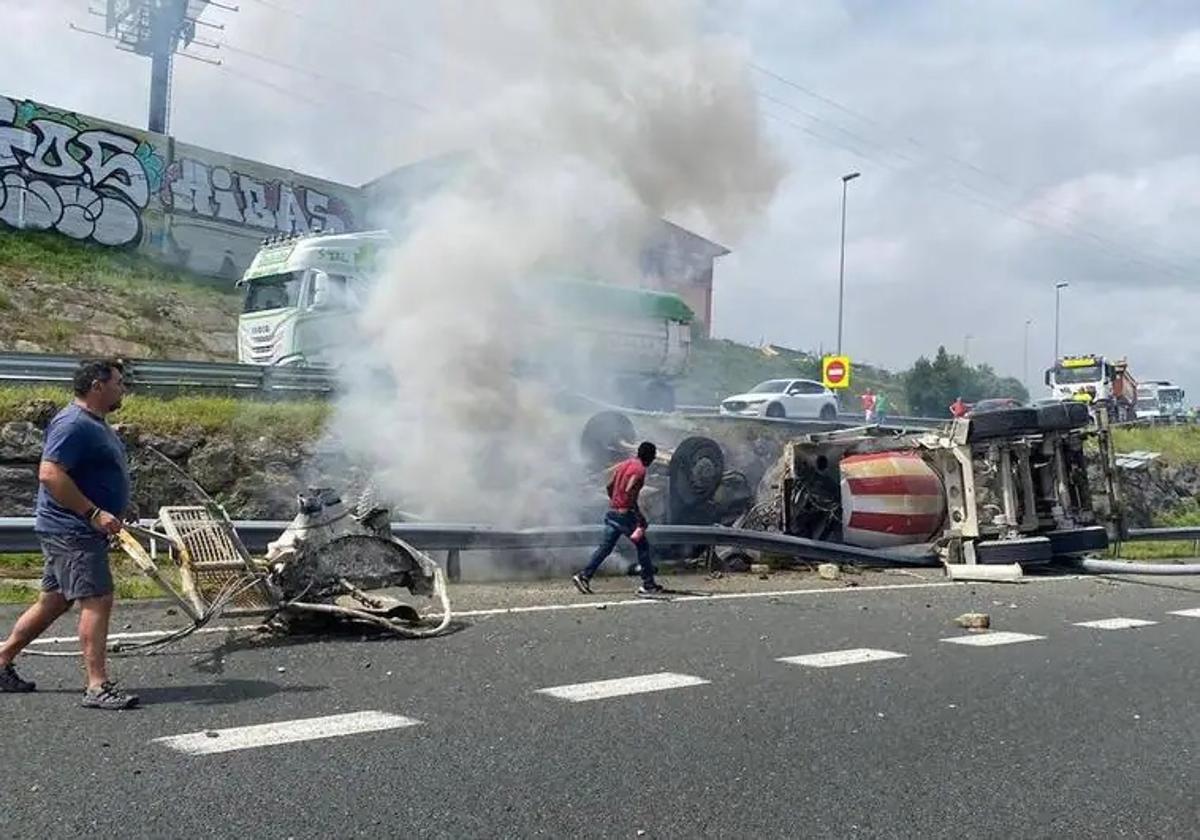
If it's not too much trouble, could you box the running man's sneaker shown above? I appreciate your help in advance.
[0,664,35,692]
[572,573,593,595]
[81,681,139,710]
[636,583,666,597]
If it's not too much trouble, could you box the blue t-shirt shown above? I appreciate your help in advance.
[34,404,131,535]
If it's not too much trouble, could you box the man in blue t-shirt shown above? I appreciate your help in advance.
[0,359,138,709]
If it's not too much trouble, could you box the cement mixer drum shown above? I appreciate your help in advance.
[839,452,946,548]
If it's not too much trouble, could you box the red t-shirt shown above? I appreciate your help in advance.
[608,457,647,510]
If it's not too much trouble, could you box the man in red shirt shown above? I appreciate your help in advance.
[949,396,968,418]
[573,441,662,597]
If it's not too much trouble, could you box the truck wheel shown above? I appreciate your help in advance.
[819,404,837,421]
[974,536,1053,565]
[669,436,726,507]
[765,402,786,419]
[966,407,1040,442]
[580,411,636,468]
[1037,402,1091,432]
[1046,526,1109,556]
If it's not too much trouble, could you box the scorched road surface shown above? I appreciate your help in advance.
[3,574,1200,839]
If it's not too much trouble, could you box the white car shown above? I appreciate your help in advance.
[720,378,840,420]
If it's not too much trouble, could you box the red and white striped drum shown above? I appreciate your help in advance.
[839,451,946,548]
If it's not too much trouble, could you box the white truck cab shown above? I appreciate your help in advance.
[236,230,694,410]
[238,232,388,366]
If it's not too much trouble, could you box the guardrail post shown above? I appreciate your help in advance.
[446,548,462,583]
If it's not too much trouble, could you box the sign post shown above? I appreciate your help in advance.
[822,355,852,390]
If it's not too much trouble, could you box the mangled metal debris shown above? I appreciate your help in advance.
[117,487,451,642]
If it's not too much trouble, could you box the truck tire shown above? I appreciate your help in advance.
[669,436,725,508]
[966,407,1040,442]
[765,402,786,419]
[580,411,636,468]
[1037,402,1091,432]
[1046,526,1109,556]
[819,404,837,421]
[974,536,1053,565]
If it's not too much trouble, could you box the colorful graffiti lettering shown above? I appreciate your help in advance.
[0,96,165,246]
[162,157,354,234]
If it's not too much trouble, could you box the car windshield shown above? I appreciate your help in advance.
[1053,364,1102,385]
[243,272,303,313]
[748,379,790,394]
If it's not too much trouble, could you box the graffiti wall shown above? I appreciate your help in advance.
[0,93,362,279]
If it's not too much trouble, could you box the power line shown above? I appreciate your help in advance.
[758,102,1198,281]
[221,43,432,113]
[752,61,1200,275]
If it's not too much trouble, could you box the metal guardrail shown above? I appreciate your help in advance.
[0,352,335,398]
[0,517,1193,558]
[1124,527,1200,542]
[0,518,933,568]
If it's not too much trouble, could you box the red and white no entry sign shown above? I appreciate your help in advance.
[822,355,852,389]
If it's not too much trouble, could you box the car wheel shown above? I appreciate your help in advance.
[819,404,837,421]
[764,402,786,419]
[967,407,1041,442]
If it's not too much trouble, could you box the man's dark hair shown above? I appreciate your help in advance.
[637,441,657,464]
[73,358,125,397]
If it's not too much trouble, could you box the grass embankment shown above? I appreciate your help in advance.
[1108,426,1200,559]
[0,228,241,359]
[0,385,328,447]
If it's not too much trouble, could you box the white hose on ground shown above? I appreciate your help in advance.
[1076,557,1200,576]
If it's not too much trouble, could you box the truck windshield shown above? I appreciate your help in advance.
[243,272,303,314]
[1053,364,1101,384]
[1136,397,1157,409]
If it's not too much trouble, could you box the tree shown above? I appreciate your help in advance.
[903,346,1029,416]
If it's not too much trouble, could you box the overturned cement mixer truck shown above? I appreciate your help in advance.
[580,399,1121,570]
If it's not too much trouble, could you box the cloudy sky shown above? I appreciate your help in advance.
[4,0,1199,399]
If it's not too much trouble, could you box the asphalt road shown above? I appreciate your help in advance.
[3,573,1200,839]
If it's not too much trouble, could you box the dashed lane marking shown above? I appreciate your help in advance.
[536,672,709,702]
[778,648,908,668]
[1073,617,1158,630]
[152,711,422,756]
[941,631,1045,647]
[25,576,1093,645]
[1167,608,1200,619]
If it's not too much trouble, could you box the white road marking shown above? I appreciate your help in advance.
[1073,617,1157,630]
[537,672,709,702]
[26,574,1090,645]
[778,648,908,668]
[941,631,1045,647]
[152,711,422,756]
[1168,608,1200,618]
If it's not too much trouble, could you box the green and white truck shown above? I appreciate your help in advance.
[237,230,694,410]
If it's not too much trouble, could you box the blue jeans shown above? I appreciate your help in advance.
[582,510,655,586]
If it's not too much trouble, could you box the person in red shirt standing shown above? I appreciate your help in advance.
[573,441,662,597]
[949,396,969,418]
[860,389,877,423]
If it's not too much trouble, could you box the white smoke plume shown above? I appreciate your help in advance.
[330,0,784,524]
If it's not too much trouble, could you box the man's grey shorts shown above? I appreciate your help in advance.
[39,533,113,601]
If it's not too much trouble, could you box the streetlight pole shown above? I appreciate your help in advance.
[836,171,861,356]
[1023,318,1033,393]
[1054,281,1069,360]
[963,333,973,362]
